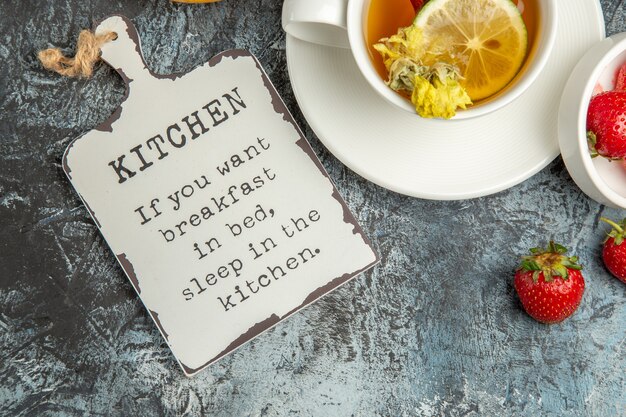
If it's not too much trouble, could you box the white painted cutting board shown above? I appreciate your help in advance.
[63,15,378,376]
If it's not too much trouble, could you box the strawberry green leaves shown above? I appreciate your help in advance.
[519,241,583,282]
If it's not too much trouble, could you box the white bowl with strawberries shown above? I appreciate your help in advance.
[559,33,626,209]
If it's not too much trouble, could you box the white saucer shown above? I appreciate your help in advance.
[286,0,606,200]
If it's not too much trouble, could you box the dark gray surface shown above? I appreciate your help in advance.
[0,1,624,416]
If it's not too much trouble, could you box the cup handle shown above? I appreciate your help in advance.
[282,0,350,49]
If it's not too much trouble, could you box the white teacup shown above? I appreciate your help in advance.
[282,0,558,120]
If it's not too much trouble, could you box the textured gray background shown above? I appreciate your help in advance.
[0,0,625,416]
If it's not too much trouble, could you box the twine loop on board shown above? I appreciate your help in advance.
[38,30,117,78]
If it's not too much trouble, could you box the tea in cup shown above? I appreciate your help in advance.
[282,0,557,119]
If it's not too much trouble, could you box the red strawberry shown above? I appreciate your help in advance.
[587,91,626,159]
[615,63,626,91]
[600,217,626,283]
[410,0,425,12]
[514,241,585,324]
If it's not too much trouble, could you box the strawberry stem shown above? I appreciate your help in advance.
[600,217,624,234]
[601,217,626,245]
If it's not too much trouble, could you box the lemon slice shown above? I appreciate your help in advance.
[414,0,527,101]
